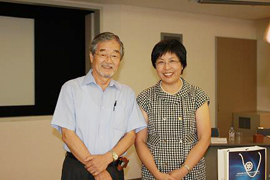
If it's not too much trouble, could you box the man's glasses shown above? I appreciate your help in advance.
[95,52,120,61]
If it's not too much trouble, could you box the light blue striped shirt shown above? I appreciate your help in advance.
[51,70,146,155]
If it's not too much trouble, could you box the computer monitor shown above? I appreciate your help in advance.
[233,111,270,136]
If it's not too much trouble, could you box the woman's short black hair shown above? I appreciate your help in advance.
[151,39,187,72]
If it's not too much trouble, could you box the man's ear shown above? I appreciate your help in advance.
[90,53,94,63]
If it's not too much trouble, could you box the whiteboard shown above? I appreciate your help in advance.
[0,16,34,106]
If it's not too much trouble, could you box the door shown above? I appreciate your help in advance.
[216,37,257,137]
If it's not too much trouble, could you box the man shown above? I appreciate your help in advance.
[51,32,146,180]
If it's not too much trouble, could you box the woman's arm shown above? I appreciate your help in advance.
[170,102,211,179]
[135,108,176,180]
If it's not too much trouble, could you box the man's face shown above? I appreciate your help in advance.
[90,39,121,79]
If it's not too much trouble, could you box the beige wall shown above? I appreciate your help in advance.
[102,5,257,178]
[0,116,64,180]
[0,1,269,180]
[102,4,257,126]
[256,18,270,111]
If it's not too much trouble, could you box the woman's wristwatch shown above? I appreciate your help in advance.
[183,164,190,172]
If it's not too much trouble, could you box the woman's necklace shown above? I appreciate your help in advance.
[160,78,183,95]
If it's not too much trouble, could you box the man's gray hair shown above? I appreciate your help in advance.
[90,32,124,60]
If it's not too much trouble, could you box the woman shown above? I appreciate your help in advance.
[135,39,211,180]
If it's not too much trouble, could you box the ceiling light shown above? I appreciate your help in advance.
[196,0,270,6]
[265,23,270,44]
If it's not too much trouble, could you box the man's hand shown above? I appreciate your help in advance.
[84,153,112,176]
[94,170,112,180]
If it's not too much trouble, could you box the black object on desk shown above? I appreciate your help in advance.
[257,128,270,136]
[211,128,220,137]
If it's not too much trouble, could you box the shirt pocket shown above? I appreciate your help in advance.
[185,133,198,144]
[147,134,160,148]
[184,133,198,155]
[112,106,128,133]
[186,109,196,127]
[147,134,161,163]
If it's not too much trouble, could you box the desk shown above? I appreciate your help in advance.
[205,136,270,180]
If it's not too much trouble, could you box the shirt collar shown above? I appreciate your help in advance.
[154,78,190,102]
[82,69,121,90]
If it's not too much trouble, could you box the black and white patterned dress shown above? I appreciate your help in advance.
[137,78,210,180]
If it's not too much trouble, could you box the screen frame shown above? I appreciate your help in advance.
[0,2,94,117]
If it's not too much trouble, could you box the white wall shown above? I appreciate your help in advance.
[102,4,257,127]
[101,4,257,179]
[1,1,267,180]
[256,18,270,111]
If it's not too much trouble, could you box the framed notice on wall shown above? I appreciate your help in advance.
[161,32,183,42]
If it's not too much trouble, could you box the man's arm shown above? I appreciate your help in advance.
[85,130,136,176]
[111,130,136,158]
[94,170,112,180]
[62,128,113,179]
[61,127,93,164]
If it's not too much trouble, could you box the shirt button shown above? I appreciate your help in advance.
[101,136,104,139]
[179,139,183,143]
[164,162,168,166]
[178,117,182,120]
[101,106,104,109]
[163,117,167,121]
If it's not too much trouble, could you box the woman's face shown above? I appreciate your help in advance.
[155,52,183,86]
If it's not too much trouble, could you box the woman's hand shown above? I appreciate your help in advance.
[155,172,177,180]
[169,168,187,180]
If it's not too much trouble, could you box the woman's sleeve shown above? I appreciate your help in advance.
[136,89,150,114]
[195,87,210,110]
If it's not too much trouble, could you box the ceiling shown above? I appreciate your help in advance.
[69,0,270,20]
